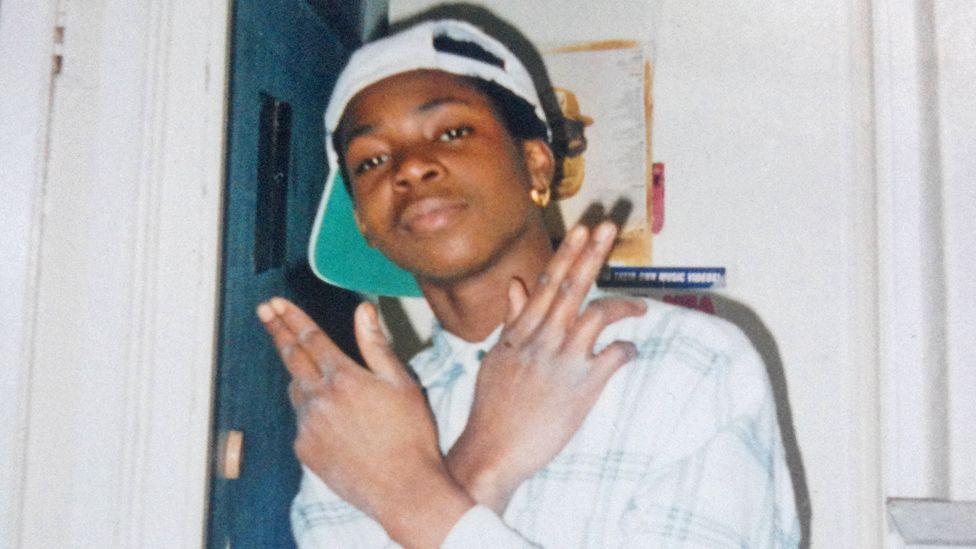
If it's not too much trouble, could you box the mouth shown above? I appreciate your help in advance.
[397,196,468,234]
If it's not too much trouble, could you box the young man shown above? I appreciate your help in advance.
[256,18,800,548]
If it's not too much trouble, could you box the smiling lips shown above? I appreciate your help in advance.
[398,196,468,234]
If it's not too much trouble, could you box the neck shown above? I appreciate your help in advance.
[418,224,554,342]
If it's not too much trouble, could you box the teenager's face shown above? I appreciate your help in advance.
[340,70,553,285]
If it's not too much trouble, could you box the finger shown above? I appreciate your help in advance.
[587,340,637,388]
[504,277,529,324]
[536,222,618,345]
[506,224,589,340]
[288,378,317,411]
[269,297,358,376]
[565,298,647,357]
[354,302,408,384]
[287,379,304,409]
[257,302,320,381]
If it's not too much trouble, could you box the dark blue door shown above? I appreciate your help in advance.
[207,2,358,547]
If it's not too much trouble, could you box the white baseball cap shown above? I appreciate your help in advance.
[308,19,551,297]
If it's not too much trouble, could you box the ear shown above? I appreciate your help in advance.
[352,208,375,248]
[521,139,555,195]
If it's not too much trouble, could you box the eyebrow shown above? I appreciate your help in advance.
[342,96,473,145]
[416,95,471,113]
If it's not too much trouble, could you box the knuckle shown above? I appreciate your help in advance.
[309,396,330,415]
[559,278,574,294]
[516,344,539,365]
[608,342,637,362]
[287,382,302,405]
[297,325,322,344]
[293,438,309,461]
[327,368,355,394]
[278,342,296,359]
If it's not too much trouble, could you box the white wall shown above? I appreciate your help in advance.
[934,0,976,502]
[3,0,972,546]
[391,0,881,546]
[653,2,879,544]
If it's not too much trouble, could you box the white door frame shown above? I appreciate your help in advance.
[4,0,972,545]
[0,0,61,546]
[871,0,976,504]
[1,0,232,546]
[0,0,59,545]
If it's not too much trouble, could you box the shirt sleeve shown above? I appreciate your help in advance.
[291,467,539,549]
[618,334,802,548]
[441,505,539,549]
[291,465,400,549]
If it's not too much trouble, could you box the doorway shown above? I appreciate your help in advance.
[206,2,385,546]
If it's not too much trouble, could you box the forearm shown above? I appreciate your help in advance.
[444,433,522,515]
[370,461,476,549]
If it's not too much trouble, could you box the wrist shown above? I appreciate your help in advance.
[376,460,475,549]
[446,435,523,514]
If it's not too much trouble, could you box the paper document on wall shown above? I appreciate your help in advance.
[542,40,653,266]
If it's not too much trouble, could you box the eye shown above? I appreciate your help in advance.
[353,154,390,175]
[438,126,472,142]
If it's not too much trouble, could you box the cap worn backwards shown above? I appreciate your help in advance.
[309,19,551,297]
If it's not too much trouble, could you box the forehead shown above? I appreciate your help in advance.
[339,70,493,131]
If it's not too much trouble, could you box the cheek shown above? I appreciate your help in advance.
[351,190,391,241]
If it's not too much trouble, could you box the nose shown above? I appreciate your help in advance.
[392,147,444,191]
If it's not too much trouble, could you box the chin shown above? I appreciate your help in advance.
[403,248,489,285]
[379,219,535,286]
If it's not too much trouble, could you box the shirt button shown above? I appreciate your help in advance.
[476,350,486,361]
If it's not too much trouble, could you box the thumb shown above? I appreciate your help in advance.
[588,340,637,389]
[505,277,529,324]
[354,301,408,384]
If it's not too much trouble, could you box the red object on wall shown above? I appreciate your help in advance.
[652,162,665,234]
[662,293,715,315]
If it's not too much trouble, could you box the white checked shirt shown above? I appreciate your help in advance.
[291,292,801,548]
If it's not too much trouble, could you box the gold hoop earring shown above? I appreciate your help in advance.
[530,186,551,208]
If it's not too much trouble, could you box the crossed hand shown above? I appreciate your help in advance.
[257,222,647,546]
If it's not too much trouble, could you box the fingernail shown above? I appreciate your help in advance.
[270,297,287,314]
[256,303,274,322]
[359,302,380,330]
[568,225,588,246]
[594,223,617,244]
[365,304,379,328]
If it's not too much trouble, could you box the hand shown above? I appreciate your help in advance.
[446,222,647,513]
[258,298,473,548]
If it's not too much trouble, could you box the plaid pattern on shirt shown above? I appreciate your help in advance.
[291,291,801,548]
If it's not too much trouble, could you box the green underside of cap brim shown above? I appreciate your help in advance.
[310,174,422,297]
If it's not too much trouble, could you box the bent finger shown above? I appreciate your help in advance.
[354,302,408,384]
[565,298,647,357]
[258,302,319,381]
[269,297,358,376]
[587,340,638,388]
[506,224,589,341]
[536,222,618,345]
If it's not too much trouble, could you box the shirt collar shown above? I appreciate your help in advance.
[414,323,503,387]
[411,285,606,387]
